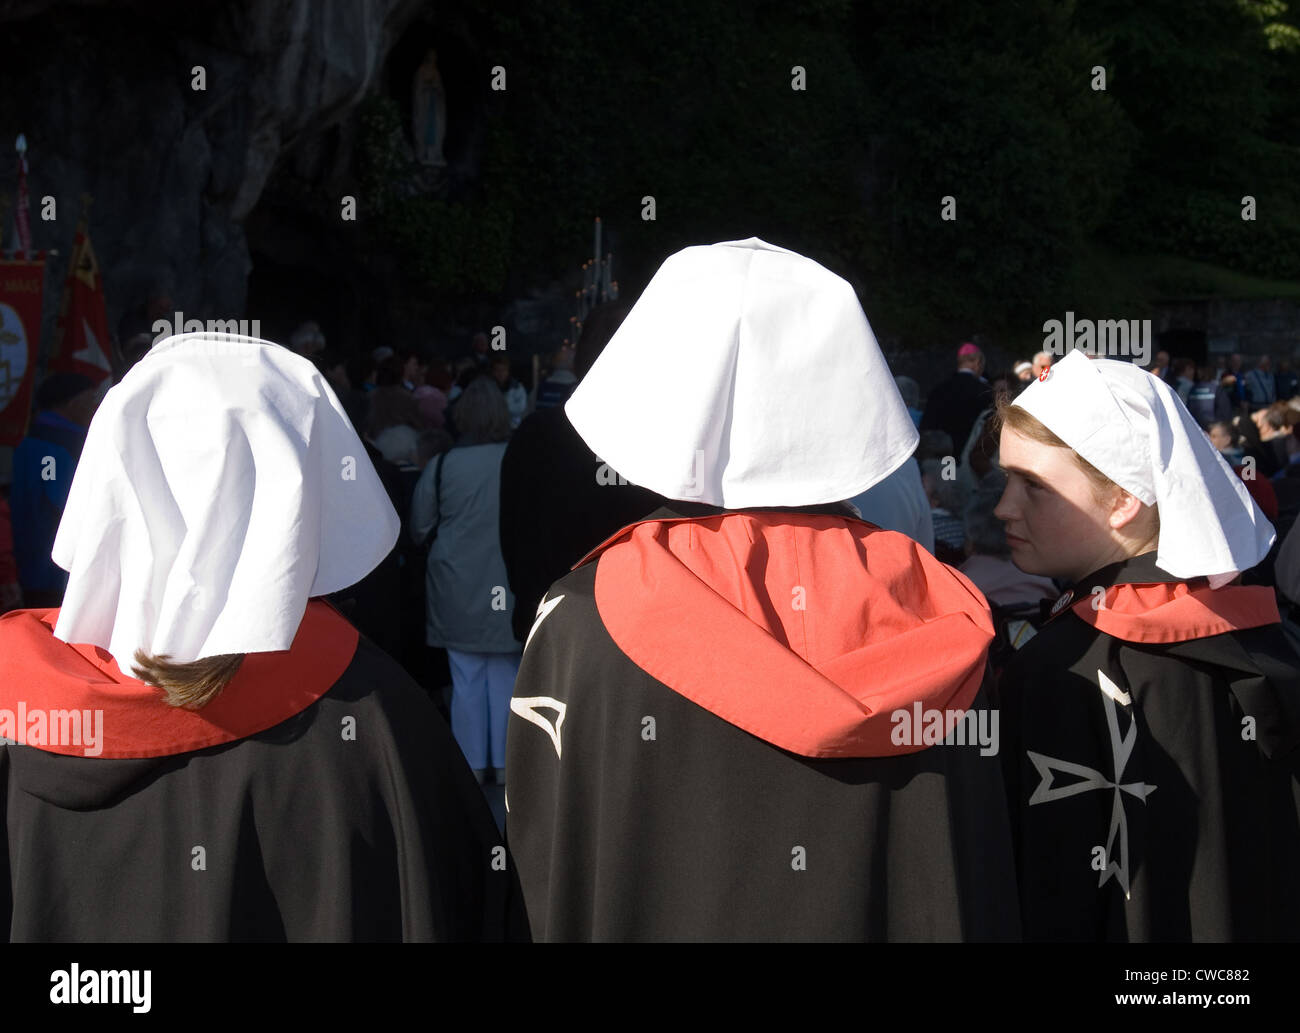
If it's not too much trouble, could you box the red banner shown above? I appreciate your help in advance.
[49,218,112,383]
[0,256,45,446]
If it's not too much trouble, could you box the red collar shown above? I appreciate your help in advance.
[1068,581,1279,644]
[0,599,358,758]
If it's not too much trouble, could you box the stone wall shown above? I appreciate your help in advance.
[0,0,425,360]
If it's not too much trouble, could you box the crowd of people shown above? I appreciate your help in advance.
[1,236,1297,942]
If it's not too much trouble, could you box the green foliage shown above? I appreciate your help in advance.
[1115,184,1300,279]
[1240,0,1300,48]
[461,0,876,286]
[353,0,1300,337]
[355,94,405,210]
[1078,0,1300,279]
[846,0,1136,338]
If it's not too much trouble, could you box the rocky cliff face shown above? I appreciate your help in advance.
[0,0,426,350]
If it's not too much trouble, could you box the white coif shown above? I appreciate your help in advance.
[1012,350,1274,589]
[564,237,919,509]
[51,332,399,673]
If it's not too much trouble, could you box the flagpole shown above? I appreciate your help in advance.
[13,134,30,259]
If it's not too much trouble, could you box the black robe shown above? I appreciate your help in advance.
[920,370,993,463]
[997,550,1300,941]
[505,501,1020,941]
[1,600,525,942]
[498,405,664,644]
[328,440,405,659]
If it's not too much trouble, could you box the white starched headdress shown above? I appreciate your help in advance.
[51,332,399,672]
[564,237,919,508]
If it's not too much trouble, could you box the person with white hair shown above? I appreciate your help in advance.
[0,333,518,941]
[993,350,1299,941]
[506,238,1018,941]
[288,320,327,357]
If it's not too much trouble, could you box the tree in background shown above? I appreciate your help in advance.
[355,0,1297,345]
[1078,0,1300,279]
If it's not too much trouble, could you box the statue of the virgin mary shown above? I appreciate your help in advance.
[412,48,448,167]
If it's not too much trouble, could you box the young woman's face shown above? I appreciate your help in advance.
[994,425,1123,584]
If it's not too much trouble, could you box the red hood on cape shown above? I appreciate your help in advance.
[0,599,358,759]
[572,512,995,759]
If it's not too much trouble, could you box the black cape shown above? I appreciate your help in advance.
[505,502,1020,941]
[1,601,524,942]
[997,550,1300,941]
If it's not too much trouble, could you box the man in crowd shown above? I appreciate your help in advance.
[921,342,993,467]
[1245,355,1278,408]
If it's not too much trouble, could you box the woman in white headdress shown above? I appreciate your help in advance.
[0,333,517,942]
[992,350,1300,941]
[506,238,1020,941]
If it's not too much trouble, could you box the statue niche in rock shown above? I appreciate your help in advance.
[412,48,448,168]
